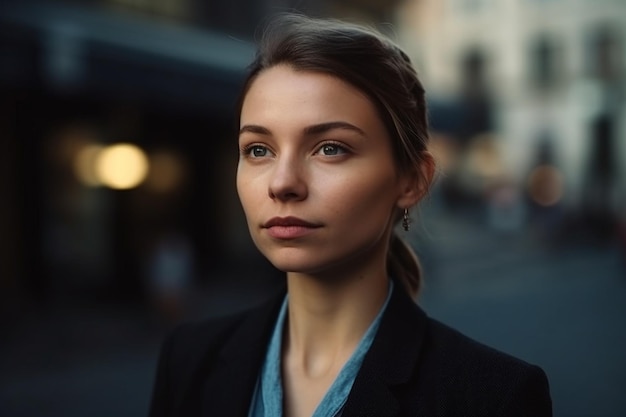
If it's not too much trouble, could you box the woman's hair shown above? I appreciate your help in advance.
[236,13,433,298]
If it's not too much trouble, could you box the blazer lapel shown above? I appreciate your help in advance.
[186,284,427,417]
[198,289,286,417]
[342,287,428,417]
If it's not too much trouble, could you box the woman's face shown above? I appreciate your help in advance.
[237,65,413,275]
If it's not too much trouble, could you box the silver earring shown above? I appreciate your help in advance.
[402,208,411,231]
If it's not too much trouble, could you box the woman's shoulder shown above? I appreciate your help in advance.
[161,292,284,372]
[167,309,250,356]
[424,317,545,376]
[148,297,284,417]
[416,317,552,414]
[386,287,548,383]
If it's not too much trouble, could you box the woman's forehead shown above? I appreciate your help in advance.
[241,66,377,124]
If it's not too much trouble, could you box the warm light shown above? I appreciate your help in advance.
[527,165,564,206]
[74,144,104,186]
[466,134,503,179]
[95,143,149,189]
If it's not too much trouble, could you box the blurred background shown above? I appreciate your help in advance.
[0,0,624,416]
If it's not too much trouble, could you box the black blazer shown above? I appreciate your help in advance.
[148,286,552,416]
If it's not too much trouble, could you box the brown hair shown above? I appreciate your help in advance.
[236,14,433,297]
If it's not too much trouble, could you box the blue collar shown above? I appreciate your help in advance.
[249,280,394,417]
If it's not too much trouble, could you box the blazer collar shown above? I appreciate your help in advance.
[341,286,428,417]
[199,287,286,417]
[198,283,427,417]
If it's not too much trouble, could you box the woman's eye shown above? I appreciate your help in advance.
[246,145,269,158]
[317,143,346,156]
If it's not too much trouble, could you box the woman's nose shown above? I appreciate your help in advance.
[268,155,308,202]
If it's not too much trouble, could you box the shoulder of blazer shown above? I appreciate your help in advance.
[148,289,286,417]
[416,318,553,416]
[343,287,552,416]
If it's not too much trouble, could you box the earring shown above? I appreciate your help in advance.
[402,208,411,231]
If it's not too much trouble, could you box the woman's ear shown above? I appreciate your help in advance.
[397,151,436,208]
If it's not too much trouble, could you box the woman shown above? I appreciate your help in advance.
[149,14,552,417]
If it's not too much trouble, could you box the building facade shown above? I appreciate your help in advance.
[396,0,625,217]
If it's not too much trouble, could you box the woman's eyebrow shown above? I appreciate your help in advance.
[303,121,366,137]
[239,121,366,137]
[239,124,270,136]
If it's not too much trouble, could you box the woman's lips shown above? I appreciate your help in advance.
[263,216,321,239]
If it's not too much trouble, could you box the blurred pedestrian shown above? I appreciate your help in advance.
[146,228,194,323]
[148,14,552,417]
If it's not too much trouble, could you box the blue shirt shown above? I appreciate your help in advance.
[248,280,394,417]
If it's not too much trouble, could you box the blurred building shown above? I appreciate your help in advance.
[396,0,625,234]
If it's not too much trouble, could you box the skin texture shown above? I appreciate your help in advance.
[237,65,423,417]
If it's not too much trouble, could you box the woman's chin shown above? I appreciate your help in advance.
[266,256,333,276]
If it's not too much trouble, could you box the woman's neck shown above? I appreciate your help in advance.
[284,266,389,378]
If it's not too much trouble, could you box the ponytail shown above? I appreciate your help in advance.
[387,232,422,299]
